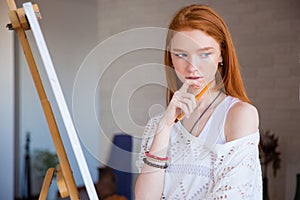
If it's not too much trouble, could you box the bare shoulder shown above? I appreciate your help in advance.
[225,101,259,142]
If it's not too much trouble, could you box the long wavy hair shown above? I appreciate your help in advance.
[165,4,250,105]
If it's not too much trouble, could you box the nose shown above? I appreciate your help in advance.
[186,54,199,73]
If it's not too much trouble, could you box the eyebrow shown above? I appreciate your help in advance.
[171,47,215,52]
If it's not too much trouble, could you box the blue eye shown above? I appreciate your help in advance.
[199,52,211,58]
[175,53,188,58]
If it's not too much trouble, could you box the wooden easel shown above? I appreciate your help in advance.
[6,0,80,199]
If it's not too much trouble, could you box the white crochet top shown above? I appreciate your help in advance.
[136,96,262,199]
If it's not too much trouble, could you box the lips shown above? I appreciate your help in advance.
[185,76,203,88]
[185,76,202,80]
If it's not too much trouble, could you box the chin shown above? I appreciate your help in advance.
[189,85,202,94]
[191,83,204,88]
[190,85,201,89]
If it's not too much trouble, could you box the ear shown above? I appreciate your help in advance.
[218,55,223,63]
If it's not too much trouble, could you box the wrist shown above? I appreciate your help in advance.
[159,114,175,128]
[157,119,173,133]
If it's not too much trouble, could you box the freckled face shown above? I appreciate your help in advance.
[170,29,223,93]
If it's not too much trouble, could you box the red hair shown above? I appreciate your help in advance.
[165,4,250,105]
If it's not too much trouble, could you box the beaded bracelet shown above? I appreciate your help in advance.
[143,158,168,169]
[146,156,167,164]
[145,151,168,161]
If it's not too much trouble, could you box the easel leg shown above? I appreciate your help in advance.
[38,168,55,200]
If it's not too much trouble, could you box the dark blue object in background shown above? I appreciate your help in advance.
[108,134,132,200]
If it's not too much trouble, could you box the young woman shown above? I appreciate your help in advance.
[135,4,262,199]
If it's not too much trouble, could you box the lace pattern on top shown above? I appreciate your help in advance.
[136,96,262,199]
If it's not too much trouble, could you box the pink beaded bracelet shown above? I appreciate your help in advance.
[145,151,168,161]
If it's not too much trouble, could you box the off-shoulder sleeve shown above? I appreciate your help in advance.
[206,133,263,200]
[135,115,162,173]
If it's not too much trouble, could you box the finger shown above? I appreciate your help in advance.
[181,92,196,106]
[174,91,197,113]
[178,92,197,111]
[180,97,195,117]
[178,81,190,93]
[175,91,193,100]
[177,101,189,117]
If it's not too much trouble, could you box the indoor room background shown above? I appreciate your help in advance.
[0,0,299,199]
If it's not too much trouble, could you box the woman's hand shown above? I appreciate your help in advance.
[162,81,197,126]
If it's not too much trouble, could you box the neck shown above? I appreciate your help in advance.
[189,90,223,134]
[197,89,221,110]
